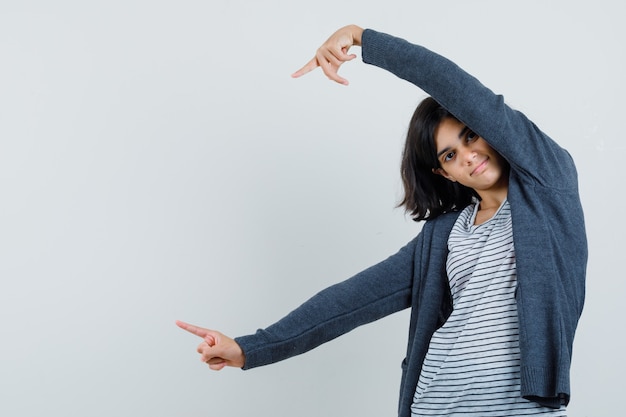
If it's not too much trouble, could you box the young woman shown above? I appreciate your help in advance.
[176,24,587,416]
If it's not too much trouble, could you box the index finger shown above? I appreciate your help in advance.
[291,57,320,79]
[292,56,349,85]
[175,320,209,338]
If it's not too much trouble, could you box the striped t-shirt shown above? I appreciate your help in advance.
[411,200,566,416]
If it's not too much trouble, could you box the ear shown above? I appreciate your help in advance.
[432,167,456,182]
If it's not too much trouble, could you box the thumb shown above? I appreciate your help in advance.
[203,334,218,346]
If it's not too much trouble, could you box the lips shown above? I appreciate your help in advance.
[471,158,488,176]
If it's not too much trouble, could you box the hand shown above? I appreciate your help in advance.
[291,24,364,85]
[175,320,245,370]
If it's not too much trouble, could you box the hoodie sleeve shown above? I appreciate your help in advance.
[235,235,419,369]
[361,29,578,191]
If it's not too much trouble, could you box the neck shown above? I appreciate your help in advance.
[478,196,505,211]
[476,184,508,209]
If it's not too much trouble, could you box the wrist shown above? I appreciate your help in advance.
[347,24,364,46]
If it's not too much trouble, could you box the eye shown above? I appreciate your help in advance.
[443,151,456,163]
[466,131,478,142]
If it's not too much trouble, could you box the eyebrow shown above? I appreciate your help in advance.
[436,126,470,159]
[458,126,470,139]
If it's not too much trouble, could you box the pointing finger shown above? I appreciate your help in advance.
[291,57,320,79]
[175,320,209,338]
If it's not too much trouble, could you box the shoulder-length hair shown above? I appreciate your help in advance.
[398,97,476,221]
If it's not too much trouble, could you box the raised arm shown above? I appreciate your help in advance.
[294,25,578,191]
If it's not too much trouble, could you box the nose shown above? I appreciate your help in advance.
[458,144,477,165]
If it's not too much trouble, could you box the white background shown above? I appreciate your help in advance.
[0,1,623,416]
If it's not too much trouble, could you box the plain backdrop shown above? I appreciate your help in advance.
[0,1,623,416]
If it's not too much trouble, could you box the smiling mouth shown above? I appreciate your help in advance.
[471,158,488,176]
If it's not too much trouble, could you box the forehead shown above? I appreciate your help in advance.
[434,118,466,150]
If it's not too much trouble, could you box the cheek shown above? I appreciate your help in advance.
[482,142,501,159]
[489,150,507,170]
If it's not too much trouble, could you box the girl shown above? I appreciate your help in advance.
[176,24,587,416]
